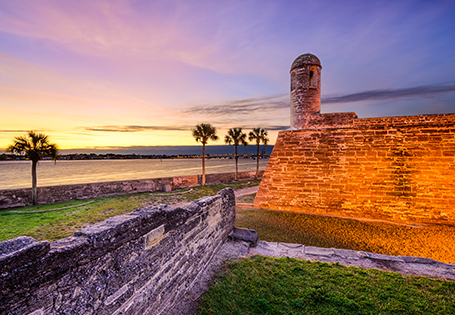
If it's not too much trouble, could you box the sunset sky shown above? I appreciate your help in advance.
[1,0,455,151]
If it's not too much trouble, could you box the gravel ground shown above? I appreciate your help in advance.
[164,240,250,315]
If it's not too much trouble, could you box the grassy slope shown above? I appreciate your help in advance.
[198,256,455,315]
[0,180,260,242]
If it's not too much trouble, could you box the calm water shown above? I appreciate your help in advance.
[0,158,269,190]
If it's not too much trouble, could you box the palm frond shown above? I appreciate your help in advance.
[7,131,59,161]
[192,123,218,144]
[225,128,248,147]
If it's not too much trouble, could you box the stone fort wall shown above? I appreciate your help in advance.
[0,170,264,209]
[254,113,455,224]
[0,188,235,315]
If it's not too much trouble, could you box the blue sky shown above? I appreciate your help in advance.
[1,0,454,150]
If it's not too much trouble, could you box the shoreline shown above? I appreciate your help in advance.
[0,158,269,190]
[0,170,264,210]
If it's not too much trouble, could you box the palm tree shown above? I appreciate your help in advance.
[225,128,248,181]
[248,128,269,180]
[192,123,219,186]
[7,131,59,205]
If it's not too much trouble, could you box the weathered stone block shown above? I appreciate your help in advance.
[145,225,165,249]
[363,252,404,262]
[228,227,259,245]
[0,237,50,273]
[305,246,333,257]
[0,235,36,255]
[163,185,172,192]
[74,214,142,250]
[400,256,442,265]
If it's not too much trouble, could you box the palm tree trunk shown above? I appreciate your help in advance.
[256,142,260,180]
[235,145,238,181]
[31,160,38,205]
[202,143,206,186]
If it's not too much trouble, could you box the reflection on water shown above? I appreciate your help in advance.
[0,158,269,190]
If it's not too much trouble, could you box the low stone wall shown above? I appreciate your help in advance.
[0,170,264,209]
[250,241,455,280]
[0,188,236,315]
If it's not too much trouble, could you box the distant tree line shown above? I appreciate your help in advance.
[0,152,269,161]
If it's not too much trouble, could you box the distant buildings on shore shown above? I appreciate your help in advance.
[0,152,270,161]
[2,144,273,161]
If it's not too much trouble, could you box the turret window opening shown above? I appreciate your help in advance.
[309,67,317,87]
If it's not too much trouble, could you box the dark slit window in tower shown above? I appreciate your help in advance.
[291,71,296,91]
[309,70,315,87]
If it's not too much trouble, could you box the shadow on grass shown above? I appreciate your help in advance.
[236,206,455,264]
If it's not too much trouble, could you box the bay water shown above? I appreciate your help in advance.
[0,158,269,190]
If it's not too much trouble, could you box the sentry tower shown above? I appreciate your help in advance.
[290,53,322,129]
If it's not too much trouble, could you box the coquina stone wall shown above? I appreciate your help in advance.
[0,188,235,315]
[254,113,455,224]
[0,170,264,209]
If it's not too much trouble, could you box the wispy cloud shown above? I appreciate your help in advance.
[235,125,288,131]
[184,84,455,119]
[322,84,455,104]
[184,93,288,116]
[0,1,279,76]
[0,130,34,133]
[83,125,193,133]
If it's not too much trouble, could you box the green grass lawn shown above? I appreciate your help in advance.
[0,180,260,242]
[197,256,455,315]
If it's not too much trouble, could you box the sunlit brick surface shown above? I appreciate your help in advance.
[255,113,455,224]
